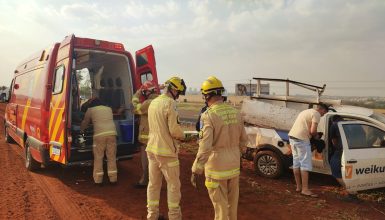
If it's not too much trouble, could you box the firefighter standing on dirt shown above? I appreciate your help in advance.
[131,81,159,188]
[146,76,186,220]
[80,98,118,185]
[191,76,248,220]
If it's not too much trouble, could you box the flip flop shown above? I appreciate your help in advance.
[301,192,318,198]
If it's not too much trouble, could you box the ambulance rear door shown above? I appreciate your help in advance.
[5,79,18,141]
[339,121,385,192]
[135,45,159,91]
[48,35,75,165]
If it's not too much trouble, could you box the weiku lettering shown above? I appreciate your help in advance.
[355,165,385,175]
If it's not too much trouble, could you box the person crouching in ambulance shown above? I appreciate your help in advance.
[80,98,118,186]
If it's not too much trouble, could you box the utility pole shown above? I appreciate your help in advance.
[249,79,252,97]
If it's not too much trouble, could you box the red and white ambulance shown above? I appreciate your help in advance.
[3,34,158,170]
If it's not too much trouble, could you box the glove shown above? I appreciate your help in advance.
[159,84,166,90]
[191,173,198,189]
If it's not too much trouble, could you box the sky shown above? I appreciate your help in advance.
[0,0,384,97]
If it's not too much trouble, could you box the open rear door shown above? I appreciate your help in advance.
[5,79,19,142]
[135,45,159,91]
[48,35,75,165]
[339,121,385,192]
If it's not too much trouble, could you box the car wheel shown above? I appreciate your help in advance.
[4,126,14,143]
[254,150,283,179]
[25,141,40,171]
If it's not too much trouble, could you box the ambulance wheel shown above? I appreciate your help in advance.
[5,126,14,143]
[254,151,283,179]
[25,142,40,171]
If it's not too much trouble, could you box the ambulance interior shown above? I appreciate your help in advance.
[70,49,135,151]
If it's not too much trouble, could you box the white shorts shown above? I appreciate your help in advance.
[289,138,312,171]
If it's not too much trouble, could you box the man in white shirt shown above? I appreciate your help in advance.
[288,104,328,198]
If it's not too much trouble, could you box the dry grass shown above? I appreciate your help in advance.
[177,102,205,112]
[374,109,385,114]
[359,188,385,205]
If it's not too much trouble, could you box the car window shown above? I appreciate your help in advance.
[136,53,148,67]
[343,124,385,149]
[53,66,65,94]
[140,72,153,84]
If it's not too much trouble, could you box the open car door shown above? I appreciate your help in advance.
[339,121,385,192]
[48,35,75,165]
[135,45,159,92]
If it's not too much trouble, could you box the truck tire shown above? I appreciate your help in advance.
[25,141,40,171]
[4,126,14,143]
[254,150,283,179]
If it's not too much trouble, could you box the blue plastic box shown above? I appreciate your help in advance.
[119,120,133,142]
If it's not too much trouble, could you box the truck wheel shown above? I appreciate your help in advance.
[25,141,40,171]
[4,126,14,143]
[254,150,283,178]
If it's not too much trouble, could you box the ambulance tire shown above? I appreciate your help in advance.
[5,126,14,143]
[254,150,283,179]
[25,141,40,171]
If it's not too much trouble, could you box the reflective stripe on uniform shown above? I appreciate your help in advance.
[95,172,104,176]
[135,103,142,114]
[167,160,179,168]
[168,201,180,208]
[146,145,173,156]
[94,131,116,137]
[147,200,159,207]
[206,168,240,179]
[139,134,149,139]
[108,170,117,174]
[205,180,219,189]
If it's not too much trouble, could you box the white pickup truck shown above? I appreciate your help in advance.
[241,78,385,192]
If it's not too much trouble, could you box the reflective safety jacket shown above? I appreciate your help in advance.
[80,105,117,137]
[146,94,184,158]
[132,91,158,144]
[192,101,248,180]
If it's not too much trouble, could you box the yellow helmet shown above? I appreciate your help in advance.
[165,76,186,95]
[201,76,225,95]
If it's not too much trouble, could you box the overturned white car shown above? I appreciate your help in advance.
[242,78,385,192]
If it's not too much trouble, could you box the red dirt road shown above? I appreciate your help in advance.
[1,103,385,220]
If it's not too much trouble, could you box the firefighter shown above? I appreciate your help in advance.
[191,76,248,220]
[80,98,118,185]
[146,76,186,220]
[131,80,159,188]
